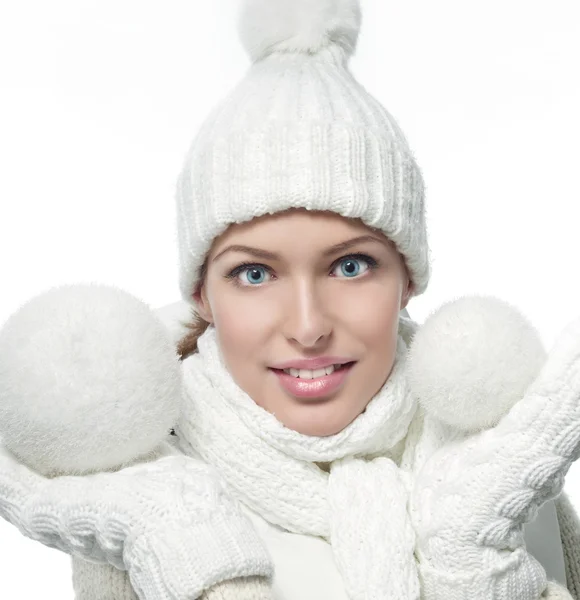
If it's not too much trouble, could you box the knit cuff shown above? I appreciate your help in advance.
[200,575,273,600]
[418,547,548,600]
[71,555,139,600]
[124,512,274,600]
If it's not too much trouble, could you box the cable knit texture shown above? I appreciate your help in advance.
[0,440,273,600]
[177,316,421,599]
[556,492,580,599]
[173,310,580,600]
[401,315,580,600]
[3,301,580,599]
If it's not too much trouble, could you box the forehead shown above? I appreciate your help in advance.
[210,208,388,253]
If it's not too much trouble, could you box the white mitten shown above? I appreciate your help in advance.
[408,298,580,599]
[0,284,273,599]
[0,445,273,600]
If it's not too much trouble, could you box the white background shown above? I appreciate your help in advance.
[1,0,579,596]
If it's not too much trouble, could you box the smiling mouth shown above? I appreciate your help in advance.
[269,361,356,378]
[269,360,357,399]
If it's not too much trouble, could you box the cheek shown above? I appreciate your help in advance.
[213,310,267,380]
[212,286,278,326]
[358,310,400,396]
[339,286,401,337]
[215,322,250,365]
[215,307,268,351]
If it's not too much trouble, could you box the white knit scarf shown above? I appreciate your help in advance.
[177,317,421,599]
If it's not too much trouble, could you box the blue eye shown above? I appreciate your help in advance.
[237,266,271,286]
[332,256,374,278]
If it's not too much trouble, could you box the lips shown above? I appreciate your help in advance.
[270,361,356,399]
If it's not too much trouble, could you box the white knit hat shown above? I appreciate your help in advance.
[175,0,430,303]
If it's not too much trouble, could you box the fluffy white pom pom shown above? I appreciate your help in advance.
[0,284,182,477]
[237,0,362,62]
[407,295,547,432]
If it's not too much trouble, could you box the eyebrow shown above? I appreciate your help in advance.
[212,234,391,263]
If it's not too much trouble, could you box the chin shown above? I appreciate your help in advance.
[279,404,364,437]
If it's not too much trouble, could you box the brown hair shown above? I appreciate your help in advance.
[176,259,211,362]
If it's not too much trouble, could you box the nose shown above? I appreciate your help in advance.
[283,277,332,348]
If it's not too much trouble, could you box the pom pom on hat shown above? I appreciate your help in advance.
[407,295,547,432]
[237,0,362,63]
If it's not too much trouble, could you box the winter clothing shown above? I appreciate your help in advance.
[0,283,274,600]
[165,300,580,600]
[1,0,578,597]
[71,558,272,600]
[71,558,138,600]
[175,0,430,304]
[1,296,578,600]
[202,576,273,600]
[0,438,273,600]
[177,315,421,598]
[65,298,580,600]
[170,0,580,592]
[0,284,183,480]
[407,310,580,600]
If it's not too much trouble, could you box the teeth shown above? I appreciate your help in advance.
[282,364,342,378]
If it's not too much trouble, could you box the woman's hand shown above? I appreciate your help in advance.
[409,314,580,599]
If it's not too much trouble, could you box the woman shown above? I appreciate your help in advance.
[1,0,580,598]
[164,0,580,597]
[168,213,580,600]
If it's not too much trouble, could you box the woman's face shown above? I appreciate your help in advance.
[193,208,412,437]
